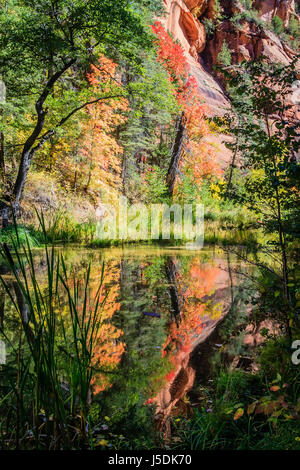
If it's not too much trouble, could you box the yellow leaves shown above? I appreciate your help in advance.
[172,437,182,443]
[210,183,221,200]
[44,53,129,197]
[226,404,246,419]
[233,408,244,420]
[96,439,109,447]
[208,178,227,200]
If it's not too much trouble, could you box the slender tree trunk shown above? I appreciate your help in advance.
[13,149,36,211]
[264,110,290,302]
[275,186,289,299]
[0,196,10,228]
[166,113,186,197]
[226,132,239,198]
[264,109,291,335]
[85,169,92,192]
[0,113,8,227]
[121,151,127,195]
[1,59,76,225]
[275,186,291,338]
[0,131,4,174]
[0,291,4,329]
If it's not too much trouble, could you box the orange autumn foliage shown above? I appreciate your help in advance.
[161,260,223,378]
[78,56,129,195]
[82,262,125,395]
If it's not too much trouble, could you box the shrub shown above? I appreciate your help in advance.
[203,18,216,38]
[217,41,232,66]
[287,14,300,38]
[271,15,284,34]
[0,225,39,248]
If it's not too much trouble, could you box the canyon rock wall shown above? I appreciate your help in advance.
[160,1,232,166]
[254,0,299,26]
[161,0,229,116]
[161,0,299,106]
[160,0,299,165]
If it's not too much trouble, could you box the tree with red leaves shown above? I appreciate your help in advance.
[151,21,220,194]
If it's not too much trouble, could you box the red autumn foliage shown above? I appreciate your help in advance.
[151,21,222,185]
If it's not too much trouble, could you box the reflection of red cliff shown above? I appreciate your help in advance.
[150,258,233,438]
[154,352,196,438]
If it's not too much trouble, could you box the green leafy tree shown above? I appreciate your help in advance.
[0,0,164,224]
[217,41,232,66]
[287,14,299,37]
[120,52,178,201]
[222,59,300,331]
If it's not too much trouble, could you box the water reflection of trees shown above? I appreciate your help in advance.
[151,255,231,438]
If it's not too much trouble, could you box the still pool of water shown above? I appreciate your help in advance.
[0,245,251,437]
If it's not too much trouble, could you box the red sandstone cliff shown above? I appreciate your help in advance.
[161,1,299,104]
[160,0,229,116]
[160,0,299,165]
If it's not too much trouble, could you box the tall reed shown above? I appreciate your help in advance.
[0,213,107,449]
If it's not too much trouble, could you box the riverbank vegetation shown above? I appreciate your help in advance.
[169,267,300,450]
